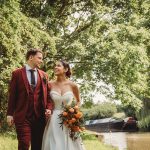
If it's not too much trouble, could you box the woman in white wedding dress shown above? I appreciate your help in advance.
[42,60,86,150]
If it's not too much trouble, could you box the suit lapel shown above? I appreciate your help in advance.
[37,69,48,109]
[37,69,46,94]
[21,67,29,95]
[34,71,40,92]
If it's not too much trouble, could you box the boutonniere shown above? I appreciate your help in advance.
[42,75,47,85]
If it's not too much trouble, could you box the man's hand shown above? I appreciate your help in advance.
[7,116,14,126]
[45,109,51,120]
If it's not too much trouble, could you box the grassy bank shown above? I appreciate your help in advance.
[82,132,117,150]
[0,132,117,150]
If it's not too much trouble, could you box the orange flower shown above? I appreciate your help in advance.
[68,120,73,124]
[72,126,80,131]
[63,112,68,116]
[71,118,76,123]
[74,105,79,110]
[75,112,83,118]
[69,108,74,113]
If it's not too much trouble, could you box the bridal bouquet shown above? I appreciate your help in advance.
[58,101,85,141]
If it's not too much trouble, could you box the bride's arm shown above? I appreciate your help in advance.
[71,82,81,106]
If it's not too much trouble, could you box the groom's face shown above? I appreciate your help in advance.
[30,52,43,68]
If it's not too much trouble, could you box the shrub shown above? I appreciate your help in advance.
[81,102,117,120]
[137,109,150,130]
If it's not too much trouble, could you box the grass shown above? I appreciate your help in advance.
[0,132,17,150]
[84,140,117,150]
[0,131,117,150]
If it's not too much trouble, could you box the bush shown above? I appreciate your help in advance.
[137,98,150,130]
[136,108,150,131]
[81,102,117,120]
[138,115,150,130]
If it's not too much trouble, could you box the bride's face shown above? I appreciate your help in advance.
[54,61,66,76]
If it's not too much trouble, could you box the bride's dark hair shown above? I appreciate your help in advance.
[60,60,71,78]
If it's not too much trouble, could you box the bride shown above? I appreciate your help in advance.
[42,60,86,150]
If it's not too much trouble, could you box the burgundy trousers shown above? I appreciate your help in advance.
[15,117,45,150]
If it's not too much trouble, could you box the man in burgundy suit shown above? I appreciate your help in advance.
[7,49,53,150]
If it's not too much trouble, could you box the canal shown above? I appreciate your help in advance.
[100,132,150,150]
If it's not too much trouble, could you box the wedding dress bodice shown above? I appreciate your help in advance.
[50,91,74,110]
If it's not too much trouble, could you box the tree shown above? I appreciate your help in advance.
[0,0,56,130]
[0,0,149,130]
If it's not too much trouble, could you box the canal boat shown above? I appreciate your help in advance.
[85,117,138,132]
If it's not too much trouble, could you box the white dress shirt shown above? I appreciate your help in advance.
[25,64,38,85]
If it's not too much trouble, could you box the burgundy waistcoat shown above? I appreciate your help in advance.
[26,72,44,119]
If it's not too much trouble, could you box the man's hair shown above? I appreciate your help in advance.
[26,48,43,60]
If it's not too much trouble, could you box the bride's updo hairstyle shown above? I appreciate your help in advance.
[60,60,71,78]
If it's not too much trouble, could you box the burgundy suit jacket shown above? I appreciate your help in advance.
[7,67,53,123]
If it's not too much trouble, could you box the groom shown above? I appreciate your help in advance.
[7,49,53,150]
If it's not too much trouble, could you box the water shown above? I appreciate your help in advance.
[100,132,150,150]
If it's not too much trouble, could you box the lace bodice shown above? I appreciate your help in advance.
[50,91,74,110]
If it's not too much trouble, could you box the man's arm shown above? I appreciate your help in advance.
[46,81,54,110]
[45,75,54,119]
[7,71,17,126]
